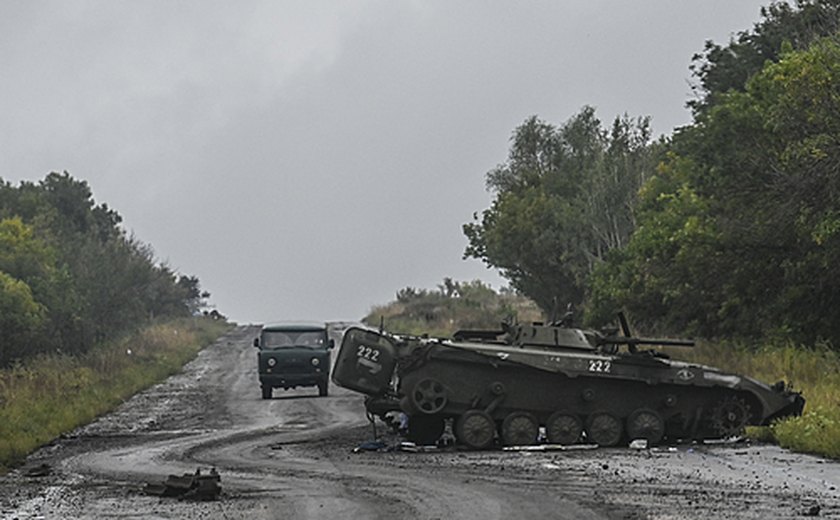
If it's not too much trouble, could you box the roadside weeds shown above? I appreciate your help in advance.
[0,317,233,473]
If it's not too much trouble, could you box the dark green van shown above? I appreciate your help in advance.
[253,322,334,398]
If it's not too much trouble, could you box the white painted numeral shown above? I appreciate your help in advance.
[356,345,380,362]
[588,360,611,373]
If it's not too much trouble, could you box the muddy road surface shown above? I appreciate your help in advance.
[1,325,838,519]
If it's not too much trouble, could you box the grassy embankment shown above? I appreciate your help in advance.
[364,289,543,338]
[665,341,840,459]
[0,317,233,473]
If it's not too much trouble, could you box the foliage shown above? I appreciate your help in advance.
[364,278,542,337]
[0,172,211,367]
[0,271,46,362]
[774,408,840,458]
[461,1,840,348]
[463,108,658,314]
[689,0,840,115]
[0,317,232,473]
[589,35,840,343]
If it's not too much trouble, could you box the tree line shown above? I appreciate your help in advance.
[464,0,840,345]
[0,172,209,367]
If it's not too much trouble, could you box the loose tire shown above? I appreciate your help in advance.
[545,411,583,445]
[455,410,495,450]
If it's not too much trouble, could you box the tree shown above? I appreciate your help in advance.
[464,107,657,314]
[0,271,45,363]
[176,275,210,315]
[0,217,56,283]
[590,36,840,343]
[689,0,840,115]
[0,218,54,362]
[0,172,214,365]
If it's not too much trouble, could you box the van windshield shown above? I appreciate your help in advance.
[261,330,326,349]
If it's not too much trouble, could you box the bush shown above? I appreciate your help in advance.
[363,279,543,337]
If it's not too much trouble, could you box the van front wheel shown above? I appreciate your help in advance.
[261,385,272,399]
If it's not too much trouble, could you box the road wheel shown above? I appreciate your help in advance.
[318,381,329,397]
[261,386,272,400]
[585,412,623,447]
[626,408,664,445]
[410,378,448,415]
[500,411,539,446]
[455,410,495,450]
[545,411,583,445]
[709,395,750,438]
[407,415,445,445]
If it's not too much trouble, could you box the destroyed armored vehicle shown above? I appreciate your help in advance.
[332,316,804,449]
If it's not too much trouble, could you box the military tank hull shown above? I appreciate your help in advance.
[333,323,804,449]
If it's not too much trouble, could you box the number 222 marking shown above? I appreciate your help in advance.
[356,345,380,362]
[588,360,611,373]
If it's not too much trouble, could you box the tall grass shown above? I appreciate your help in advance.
[666,341,840,459]
[0,317,232,473]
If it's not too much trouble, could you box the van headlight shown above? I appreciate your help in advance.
[311,358,320,366]
[267,358,277,367]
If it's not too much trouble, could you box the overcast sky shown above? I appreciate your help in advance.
[1,1,770,323]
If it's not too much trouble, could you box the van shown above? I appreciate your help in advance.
[253,322,333,398]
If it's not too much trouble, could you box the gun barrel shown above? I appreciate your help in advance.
[635,338,695,347]
[600,336,695,347]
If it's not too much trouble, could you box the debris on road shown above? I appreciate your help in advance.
[351,440,441,453]
[501,443,598,452]
[352,440,387,453]
[22,463,52,478]
[650,447,679,454]
[144,467,221,501]
[397,441,438,453]
[803,504,821,516]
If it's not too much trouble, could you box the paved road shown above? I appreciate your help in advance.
[1,325,837,519]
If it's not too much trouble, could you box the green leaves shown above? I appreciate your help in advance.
[591,34,840,343]
[464,108,656,314]
[689,0,840,115]
[0,173,210,367]
[0,272,46,360]
[461,2,840,347]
